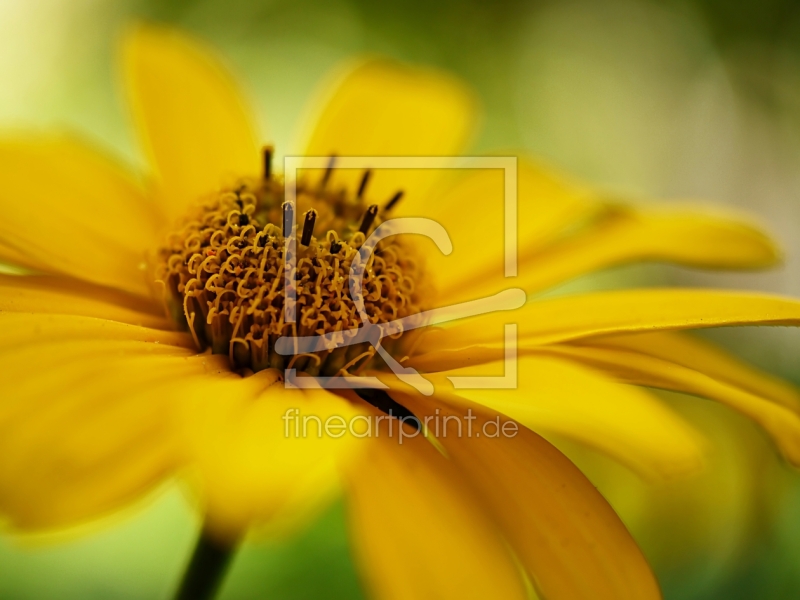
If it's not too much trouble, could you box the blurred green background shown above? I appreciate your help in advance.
[1,0,800,598]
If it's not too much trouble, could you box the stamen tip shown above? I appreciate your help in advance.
[359,204,380,235]
[282,201,295,237]
[301,209,318,246]
[321,154,336,188]
[384,190,404,212]
[262,145,274,180]
[357,169,372,199]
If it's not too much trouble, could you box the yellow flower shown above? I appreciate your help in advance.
[2,24,800,600]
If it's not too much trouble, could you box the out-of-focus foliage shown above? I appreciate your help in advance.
[0,492,364,599]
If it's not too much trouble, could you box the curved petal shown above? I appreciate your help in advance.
[394,390,661,600]
[343,402,528,600]
[0,311,369,539]
[298,59,478,209]
[123,25,260,222]
[579,331,800,412]
[0,315,363,539]
[0,135,157,297]
[422,158,601,300]
[0,274,169,329]
[422,355,705,480]
[433,204,779,308]
[179,374,366,543]
[0,336,202,530]
[538,344,800,466]
[426,289,800,354]
[0,312,193,349]
[514,207,780,295]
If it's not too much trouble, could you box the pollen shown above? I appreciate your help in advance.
[155,149,431,376]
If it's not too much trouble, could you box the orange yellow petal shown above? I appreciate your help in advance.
[419,158,601,301]
[0,337,203,529]
[123,24,260,223]
[396,391,661,600]
[0,312,193,349]
[538,343,800,466]
[178,374,365,543]
[299,59,477,210]
[576,331,800,412]
[421,355,705,480]
[0,274,168,329]
[428,289,800,353]
[0,135,157,297]
[343,402,528,600]
[515,206,780,295]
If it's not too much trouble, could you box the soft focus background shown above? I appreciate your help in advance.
[1,0,800,598]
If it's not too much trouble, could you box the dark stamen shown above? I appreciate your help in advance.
[301,210,317,246]
[358,204,379,235]
[262,145,274,180]
[282,202,294,237]
[329,240,342,254]
[384,190,404,212]
[356,389,420,431]
[320,155,336,188]
[357,169,372,199]
[238,213,249,226]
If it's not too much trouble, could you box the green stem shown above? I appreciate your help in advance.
[173,530,235,600]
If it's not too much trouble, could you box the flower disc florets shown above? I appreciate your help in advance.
[156,153,430,376]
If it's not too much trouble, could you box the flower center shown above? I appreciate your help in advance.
[155,148,430,376]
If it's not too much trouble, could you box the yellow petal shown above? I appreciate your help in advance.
[0,319,360,538]
[0,135,157,297]
[515,207,779,294]
[0,240,39,273]
[428,289,800,354]
[420,158,601,300]
[0,311,364,538]
[123,25,260,222]
[427,355,704,480]
[179,373,365,543]
[538,343,800,466]
[394,391,661,600]
[0,274,169,329]
[0,338,203,530]
[580,331,800,412]
[0,312,193,349]
[299,59,477,209]
[343,402,528,600]
[562,395,764,585]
